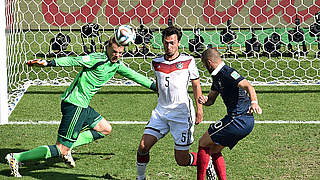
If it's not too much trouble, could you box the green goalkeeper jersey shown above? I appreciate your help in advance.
[53,53,154,108]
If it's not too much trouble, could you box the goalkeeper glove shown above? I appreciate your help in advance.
[26,59,48,67]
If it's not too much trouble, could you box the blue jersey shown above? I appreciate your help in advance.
[210,63,250,116]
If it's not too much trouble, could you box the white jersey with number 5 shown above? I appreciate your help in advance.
[152,54,200,120]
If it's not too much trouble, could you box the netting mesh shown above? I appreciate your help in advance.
[5,0,320,114]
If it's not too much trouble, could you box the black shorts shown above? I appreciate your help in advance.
[208,114,254,150]
[57,101,103,148]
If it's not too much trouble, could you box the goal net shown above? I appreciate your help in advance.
[4,0,320,116]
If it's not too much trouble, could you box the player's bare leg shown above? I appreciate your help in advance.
[136,134,157,180]
[93,118,112,136]
[207,139,225,180]
[71,118,111,149]
[174,150,198,166]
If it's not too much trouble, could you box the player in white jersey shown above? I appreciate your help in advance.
[152,54,200,114]
[136,26,207,180]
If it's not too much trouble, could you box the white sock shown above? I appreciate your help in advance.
[136,162,147,179]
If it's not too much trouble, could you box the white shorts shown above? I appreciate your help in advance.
[144,107,195,151]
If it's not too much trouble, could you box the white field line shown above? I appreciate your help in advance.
[3,120,320,125]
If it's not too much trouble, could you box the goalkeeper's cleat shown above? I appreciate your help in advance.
[26,59,48,67]
[62,151,75,168]
[206,157,217,180]
[5,153,22,177]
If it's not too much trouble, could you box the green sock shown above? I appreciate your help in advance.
[14,145,61,162]
[71,130,105,149]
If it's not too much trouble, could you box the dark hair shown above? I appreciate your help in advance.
[162,26,182,41]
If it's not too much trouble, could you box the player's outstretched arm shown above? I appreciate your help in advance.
[238,79,262,114]
[27,55,89,68]
[117,63,157,92]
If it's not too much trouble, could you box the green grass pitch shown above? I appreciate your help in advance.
[1,86,320,179]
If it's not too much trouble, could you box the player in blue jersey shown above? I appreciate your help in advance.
[5,36,156,177]
[197,48,262,180]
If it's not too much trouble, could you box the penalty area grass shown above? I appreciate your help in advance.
[0,124,319,179]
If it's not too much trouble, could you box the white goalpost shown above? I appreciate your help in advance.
[3,1,320,123]
[0,0,8,124]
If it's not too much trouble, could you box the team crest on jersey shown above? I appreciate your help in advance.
[231,71,240,80]
[176,62,183,69]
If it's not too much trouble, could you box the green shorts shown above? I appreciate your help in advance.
[57,101,103,148]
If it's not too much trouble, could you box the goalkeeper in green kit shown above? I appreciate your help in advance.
[5,34,156,177]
